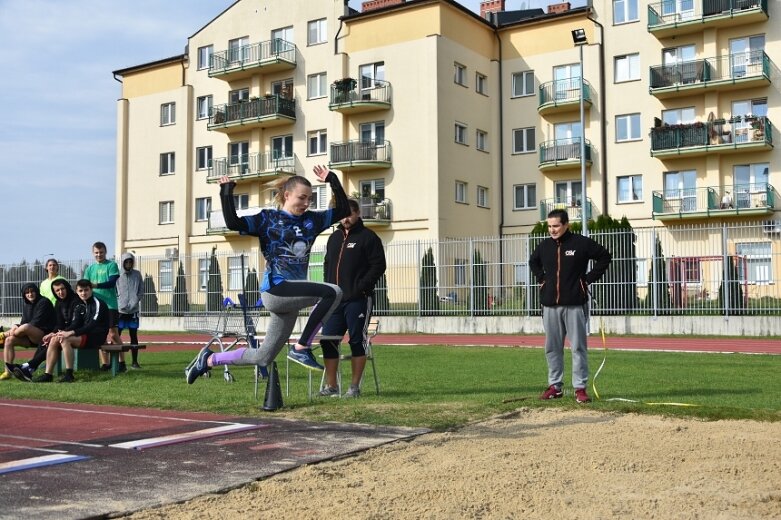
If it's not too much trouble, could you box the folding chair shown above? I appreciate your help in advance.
[319,319,381,397]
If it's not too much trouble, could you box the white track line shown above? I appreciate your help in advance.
[0,434,102,448]
[0,454,88,475]
[110,423,265,450]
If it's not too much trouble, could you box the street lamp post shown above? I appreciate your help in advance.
[572,28,588,236]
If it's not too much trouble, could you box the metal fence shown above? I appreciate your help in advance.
[2,222,780,318]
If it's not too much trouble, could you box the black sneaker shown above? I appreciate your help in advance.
[185,346,213,384]
[58,372,75,383]
[130,362,142,369]
[12,364,33,383]
[286,346,324,371]
[117,362,127,373]
[34,373,54,383]
[100,364,111,371]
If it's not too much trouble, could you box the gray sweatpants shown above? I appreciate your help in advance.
[542,305,589,389]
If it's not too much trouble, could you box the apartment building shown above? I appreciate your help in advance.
[114,0,777,294]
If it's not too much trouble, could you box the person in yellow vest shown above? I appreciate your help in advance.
[40,258,66,306]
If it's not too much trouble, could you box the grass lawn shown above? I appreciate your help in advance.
[2,345,779,431]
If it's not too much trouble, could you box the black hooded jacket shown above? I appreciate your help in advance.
[51,280,80,332]
[69,294,110,341]
[20,283,56,333]
[323,219,387,301]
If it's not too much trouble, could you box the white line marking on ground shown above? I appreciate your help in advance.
[0,402,239,425]
[0,442,69,453]
[0,434,103,448]
[0,454,88,475]
[110,423,265,450]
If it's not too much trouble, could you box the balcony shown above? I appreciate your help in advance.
[648,0,768,38]
[538,138,593,171]
[650,116,773,158]
[209,39,296,80]
[357,197,392,226]
[329,140,392,171]
[538,79,592,115]
[649,51,772,99]
[329,78,392,114]
[207,206,264,235]
[208,95,295,133]
[206,152,296,184]
[652,184,775,220]
[539,197,593,222]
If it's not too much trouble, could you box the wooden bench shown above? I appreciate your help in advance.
[101,345,146,376]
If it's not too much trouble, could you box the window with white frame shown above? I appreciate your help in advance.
[476,129,488,151]
[477,186,489,208]
[512,70,534,97]
[454,62,467,86]
[308,129,327,156]
[310,184,327,210]
[196,146,212,171]
[197,45,213,70]
[159,201,174,224]
[307,72,327,99]
[735,242,771,284]
[307,18,327,45]
[159,260,173,292]
[272,78,294,99]
[455,181,467,203]
[198,258,209,291]
[733,163,769,209]
[160,102,175,125]
[514,183,536,210]
[455,122,467,145]
[613,0,638,24]
[662,107,696,125]
[160,152,175,175]
[229,88,249,104]
[454,259,467,286]
[233,193,249,210]
[272,134,293,160]
[617,175,643,202]
[359,62,385,91]
[228,36,249,64]
[195,197,211,222]
[616,113,641,141]
[636,258,648,287]
[664,170,697,211]
[227,256,246,291]
[512,127,535,153]
[514,262,529,285]
[614,53,640,82]
[476,72,487,94]
[196,95,212,120]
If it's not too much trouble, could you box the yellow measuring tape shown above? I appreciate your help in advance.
[591,317,698,407]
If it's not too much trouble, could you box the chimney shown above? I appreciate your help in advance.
[480,0,506,19]
[547,2,571,14]
[362,0,404,12]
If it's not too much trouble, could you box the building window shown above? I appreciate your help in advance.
[233,193,249,210]
[227,256,246,292]
[662,107,696,125]
[476,130,488,152]
[477,186,488,208]
[360,62,385,91]
[160,152,175,175]
[196,95,212,120]
[664,170,697,212]
[159,201,174,224]
[198,258,209,291]
[272,134,293,160]
[617,175,643,202]
[159,260,173,292]
[307,18,327,45]
[514,262,529,285]
[735,242,771,284]
[307,72,327,99]
[455,181,467,203]
[513,184,536,210]
[228,36,249,64]
[512,71,535,97]
[197,45,213,70]
[308,129,327,156]
[160,102,175,125]
[455,123,467,145]
[310,185,327,210]
[196,146,212,171]
[512,127,535,154]
[733,163,769,208]
[272,78,294,99]
[636,259,648,287]
[613,0,638,24]
[454,259,467,286]
[195,197,211,222]
[229,88,249,104]
[616,113,641,141]
[454,62,467,86]
[476,72,487,95]
[614,53,640,82]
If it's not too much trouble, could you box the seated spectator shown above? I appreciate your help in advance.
[9,279,79,382]
[2,283,56,380]
[34,279,110,383]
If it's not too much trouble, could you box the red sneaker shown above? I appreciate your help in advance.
[539,385,563,400]
[575,388,591,403]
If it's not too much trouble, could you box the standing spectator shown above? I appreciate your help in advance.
[116,252,144,369]
[529,209,611,403]
[319,199,386,398]
[84,241,125,372]
[2,283,56,379]
[39,258,65,306]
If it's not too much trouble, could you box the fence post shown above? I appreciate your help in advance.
[416,240,421,317]
[722,223,730,319]
[468,238,474,317]
[650,227,658,318]
[525,234,532,317]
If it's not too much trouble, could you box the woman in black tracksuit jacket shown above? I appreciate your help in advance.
[2,283,56,378]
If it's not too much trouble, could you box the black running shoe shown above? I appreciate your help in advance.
[33,373,54,383]
[58,372,75,383]
[12,365,33,383]
[185,346,213,384]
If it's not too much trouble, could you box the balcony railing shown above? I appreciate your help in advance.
[648,0,768,36]
[329,140,392,170]
[652,184,775,219]
[650,116,773,157]
[357,197,392,223]
[208,95,295,132]
[207,152,296,183]
[649,51,771,96]
[329,79,392,113]
[207,206,265,234]
[539,197,593,222]
[538,78,592,114]
[538,138,593,169]
[209,38,296,78]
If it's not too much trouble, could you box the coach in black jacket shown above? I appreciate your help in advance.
[319,199,386,398]
[529,209,611,403]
